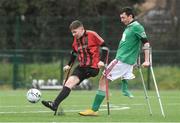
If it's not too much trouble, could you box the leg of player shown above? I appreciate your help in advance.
[42,76,79,115]
[41,85,71,115]
[79,75,106,116]
[121,79,134,98]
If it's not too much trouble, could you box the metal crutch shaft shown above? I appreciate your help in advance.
[138,56,153,116]
[104,50,110,115]
[149,48,165,117]
[105,77,110,115]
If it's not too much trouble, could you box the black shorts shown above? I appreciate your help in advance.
[71,65,99,83]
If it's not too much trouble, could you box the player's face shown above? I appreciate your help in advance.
[71,26,84,39]
[120,12,132,25]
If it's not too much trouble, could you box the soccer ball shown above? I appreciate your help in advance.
[26,88,41,103]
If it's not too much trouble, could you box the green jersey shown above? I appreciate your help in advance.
[115,21,147,65]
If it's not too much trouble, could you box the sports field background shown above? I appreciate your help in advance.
[0,90,179,122]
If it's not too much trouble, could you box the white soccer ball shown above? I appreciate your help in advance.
[26,88,41,103]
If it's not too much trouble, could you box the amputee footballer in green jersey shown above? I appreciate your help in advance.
[116,21,147,65]
[79,7,151,116]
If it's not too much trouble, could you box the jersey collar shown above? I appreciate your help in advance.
[127,20,136,27]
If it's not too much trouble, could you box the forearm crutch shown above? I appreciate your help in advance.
[105,76,110,115]
[138,56,153,116]
[104,50,110,115]
[149,48,165,117]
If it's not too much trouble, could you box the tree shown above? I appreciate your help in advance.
[0,0,145,50]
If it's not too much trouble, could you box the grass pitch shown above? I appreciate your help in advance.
[0,89,179,122]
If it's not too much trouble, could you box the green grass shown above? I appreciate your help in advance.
[0,90,179,122]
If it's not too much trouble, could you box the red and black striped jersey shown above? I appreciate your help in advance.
[72,30,104,68]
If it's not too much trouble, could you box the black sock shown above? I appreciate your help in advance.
[54,86,71,107]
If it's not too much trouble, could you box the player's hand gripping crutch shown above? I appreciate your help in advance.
[63,62,74,86]
[141,47,165,117]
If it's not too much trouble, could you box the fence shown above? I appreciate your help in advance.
[0,49,180,89]
[0,15,179,51]
[0,14,180,89]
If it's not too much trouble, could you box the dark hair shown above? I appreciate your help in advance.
[120,7,135,18]
[69,20,83,30]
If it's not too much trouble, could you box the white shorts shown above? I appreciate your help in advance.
[103,59,135,81]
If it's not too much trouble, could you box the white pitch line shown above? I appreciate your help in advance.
[0,110,50,114]
[100,107,130,111]
[0,106,130,114]
[0,102,179,109]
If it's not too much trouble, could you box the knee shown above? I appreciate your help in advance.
[64,76,80,89]
[99,76,106,86]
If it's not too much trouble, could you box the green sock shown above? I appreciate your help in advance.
[92,90,105,111]
[121,79,134,98]
[121,79,128,92]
